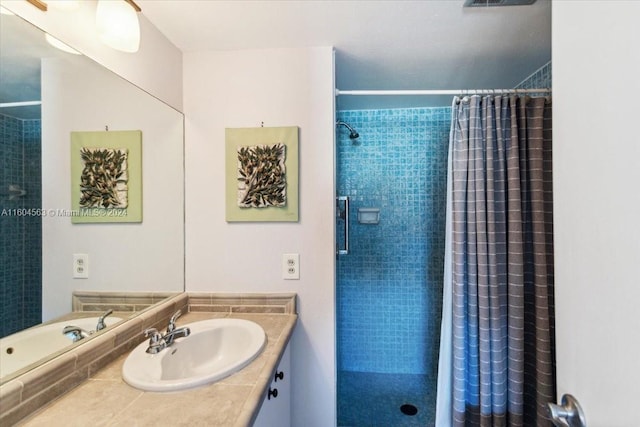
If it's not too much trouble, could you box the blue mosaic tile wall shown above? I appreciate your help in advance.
[0,114,42,338]
[336,107,450,375]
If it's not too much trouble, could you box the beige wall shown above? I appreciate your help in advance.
[41,56,184,321]
[183,47,336,426]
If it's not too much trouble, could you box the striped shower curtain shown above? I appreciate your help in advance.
[448,95,555,426]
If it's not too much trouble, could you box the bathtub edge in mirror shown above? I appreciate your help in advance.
[0,291,180,385]
[0,291,182,385]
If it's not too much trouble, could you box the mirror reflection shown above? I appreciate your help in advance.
[0,10,184,382]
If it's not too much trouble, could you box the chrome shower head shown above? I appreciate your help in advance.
[336,121,359,140]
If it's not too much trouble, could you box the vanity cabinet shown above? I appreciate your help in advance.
[253,343,291,427]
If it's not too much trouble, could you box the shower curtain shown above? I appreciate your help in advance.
[436,95,555,426]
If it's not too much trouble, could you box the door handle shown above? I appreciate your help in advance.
[336,196,349,255]
[548,394,587,427]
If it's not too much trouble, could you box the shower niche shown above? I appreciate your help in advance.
[357,208,379,225]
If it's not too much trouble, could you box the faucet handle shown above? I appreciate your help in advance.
[144,328,167,354]
[144,328,162,343]
[167,310,183,332]
[96,309,114,331]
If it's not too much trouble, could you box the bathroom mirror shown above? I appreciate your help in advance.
[0,11,184,382]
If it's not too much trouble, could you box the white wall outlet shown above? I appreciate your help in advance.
[73,253,89,279]
[282,253,300,280]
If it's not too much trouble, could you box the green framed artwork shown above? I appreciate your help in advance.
[225,126,299,222]
[70,130,142,223]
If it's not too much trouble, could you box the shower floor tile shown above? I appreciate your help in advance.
[338,371,436,427]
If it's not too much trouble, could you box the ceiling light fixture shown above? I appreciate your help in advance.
[96,0,141,53]
[48,0,80,12]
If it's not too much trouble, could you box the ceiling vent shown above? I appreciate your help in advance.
[464,0,537,6]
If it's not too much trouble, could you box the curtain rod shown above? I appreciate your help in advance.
[0,101,42,108]
[335,88,551,96]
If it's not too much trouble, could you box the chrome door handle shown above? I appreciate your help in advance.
[336,196,349,255]
[548,394,587,427]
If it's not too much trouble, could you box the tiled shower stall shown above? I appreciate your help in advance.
[335,61,552,426]
[0,114,42,338]
[336,106,450,426]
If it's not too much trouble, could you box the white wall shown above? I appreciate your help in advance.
[2,0,183,111]
[41,55,184,321]
[183,47,336,426]
[553,2,640,425]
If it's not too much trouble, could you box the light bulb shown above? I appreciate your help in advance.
[96,0,140,53]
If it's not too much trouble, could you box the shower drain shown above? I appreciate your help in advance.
[400,404,418,416]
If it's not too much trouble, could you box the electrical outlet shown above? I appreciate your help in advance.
[73,253,89,279]
[282,253,300,280]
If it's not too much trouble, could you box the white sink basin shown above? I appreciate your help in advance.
[122,318,266,392]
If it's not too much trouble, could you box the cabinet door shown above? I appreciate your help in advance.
[253,343,291,426]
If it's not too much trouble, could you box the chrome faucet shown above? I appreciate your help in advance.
[95,309,114,331]
[143,310,190,354]
[163,310,190,346]
[144,328,166,354]
[62,325,92,343]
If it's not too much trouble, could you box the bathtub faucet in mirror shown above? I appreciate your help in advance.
[95,309,114,331]
[62,325,92,343]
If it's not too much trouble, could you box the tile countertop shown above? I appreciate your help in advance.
[18,311,297,427]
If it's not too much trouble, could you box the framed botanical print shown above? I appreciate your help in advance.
[70,130,142,223]
[225,126,299,222]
